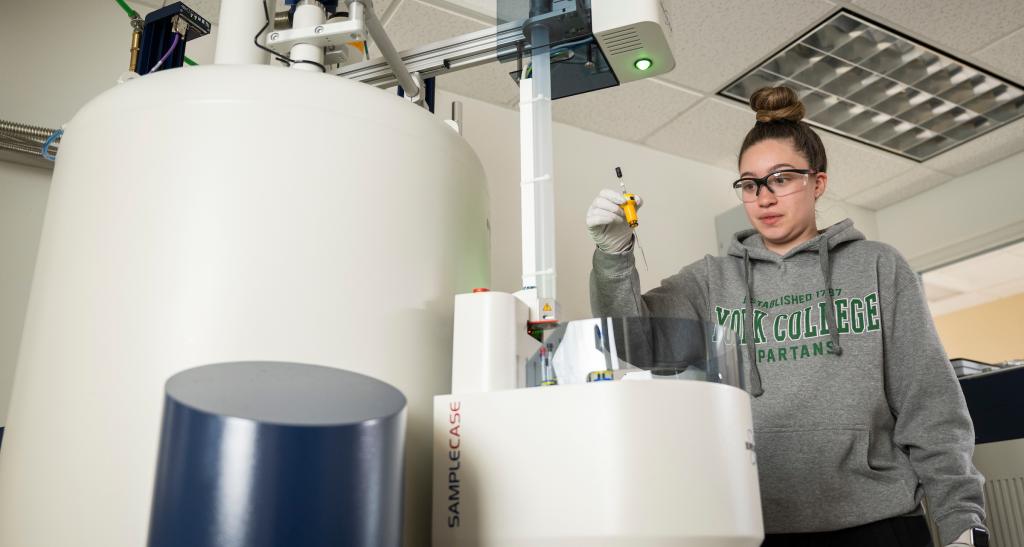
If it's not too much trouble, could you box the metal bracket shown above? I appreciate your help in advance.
[266,18,365,53]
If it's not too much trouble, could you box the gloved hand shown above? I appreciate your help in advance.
[586,189,643,254]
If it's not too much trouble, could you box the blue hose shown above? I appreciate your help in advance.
[41,128,63,161]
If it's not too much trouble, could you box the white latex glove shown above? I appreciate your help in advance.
[945,528,975,546]
[586,189,643,254]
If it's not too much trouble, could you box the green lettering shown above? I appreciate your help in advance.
[865,293,881,331]
[802,306,818,338]
[835,299,850,334]
[778,348,788,361]
[788,310,802,341]
[818,302,831,335]
[754,310,768,344]
[766,350,776,363]
[715,306,730,326]
[850,298,865,333]
[800,344,810,358]
[757,349,766,363]
[812,342,824,356]
[773,313,788,342]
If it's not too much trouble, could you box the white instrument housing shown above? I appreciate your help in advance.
[433,380,764,547]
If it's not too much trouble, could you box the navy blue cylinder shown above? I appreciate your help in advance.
[147,361,407,547]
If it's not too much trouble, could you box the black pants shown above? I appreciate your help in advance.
[762,516,933,547]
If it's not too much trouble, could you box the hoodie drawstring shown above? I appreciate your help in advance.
[742,249,765,397]
[818,245,844,356]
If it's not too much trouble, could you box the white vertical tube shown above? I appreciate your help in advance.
[529,26,557,321]
[290,0,327,71]
[214,0,271,65]
[519,78,537,293]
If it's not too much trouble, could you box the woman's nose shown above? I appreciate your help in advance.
[756,185,777,206]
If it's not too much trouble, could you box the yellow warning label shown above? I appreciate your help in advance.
[542,303,552,312]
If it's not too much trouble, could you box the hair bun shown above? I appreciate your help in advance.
[749,86,806,123]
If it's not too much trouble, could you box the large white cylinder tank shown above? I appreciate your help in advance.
[0,65,489,546]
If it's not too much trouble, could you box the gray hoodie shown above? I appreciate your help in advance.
[590,219,985,545]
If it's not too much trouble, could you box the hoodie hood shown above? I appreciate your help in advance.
[727,219,865,397]
[727,218,865,262]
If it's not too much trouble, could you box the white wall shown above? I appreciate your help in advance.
[0,164,50,428]
[0,0,218,127]
[434,90,739,320]
[0,0,219,431]
[877,151,1024,271]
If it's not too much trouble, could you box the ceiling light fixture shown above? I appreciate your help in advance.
[719,9,1024,161]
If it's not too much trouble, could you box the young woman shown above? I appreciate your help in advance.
[587,87,987,547]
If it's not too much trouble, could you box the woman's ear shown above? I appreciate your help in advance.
[813,171,828,200]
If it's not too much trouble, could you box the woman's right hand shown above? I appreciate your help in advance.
[586,189,643,254]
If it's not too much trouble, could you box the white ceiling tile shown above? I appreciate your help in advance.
[851,0,1024,54]
[923,282,962,302]
[658,0,836,93]
[383,0,485,51]
[552,79,701,143]
[643,98,753,172]
[928,291,993,317]
[417,0,495,23]
[939,251,1024,291]
[923,118,1024,176]
[1003,240,1024,258]
[973,27,1024,86]
[926,242,1024,316]
[644,97,916,196]
[980,277,1024,300]
[922,271,975,293]
[814,131,916,199]
[845,166,951,210]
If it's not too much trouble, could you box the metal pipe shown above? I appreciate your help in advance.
[0,139,44,156]
[273,10,290,30]
[0,133,46,150]
[0,119,54,140]
[348,0,364,25]
[349,0,421,98]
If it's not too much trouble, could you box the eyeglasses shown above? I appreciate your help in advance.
[732,169,818,203]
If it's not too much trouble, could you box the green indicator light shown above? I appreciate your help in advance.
[634,58,653,71]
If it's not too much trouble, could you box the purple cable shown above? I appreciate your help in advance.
[148,33,182,74]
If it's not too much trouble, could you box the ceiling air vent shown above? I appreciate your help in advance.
[718,9,1024,162]
[599,27,643,56]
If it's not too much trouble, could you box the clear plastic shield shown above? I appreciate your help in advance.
[526,317,748,391]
